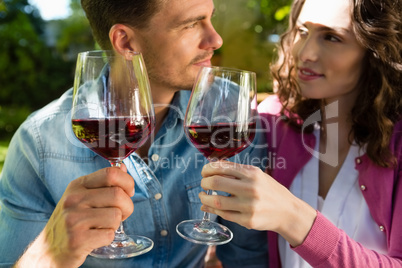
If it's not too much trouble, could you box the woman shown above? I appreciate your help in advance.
[199,0,401,266]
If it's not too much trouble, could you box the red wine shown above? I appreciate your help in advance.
[72,117,153,161]
[186,122,256,160]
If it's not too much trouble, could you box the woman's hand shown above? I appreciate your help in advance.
[199,161,317,247]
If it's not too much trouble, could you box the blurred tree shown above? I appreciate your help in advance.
[52,0,94,60]
[0,0,94,109]
[212,0,291,93]
[0,0,93,139]
[247,0,292,39]
[0,0,54,109]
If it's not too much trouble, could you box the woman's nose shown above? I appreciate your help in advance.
[296,35,319,63]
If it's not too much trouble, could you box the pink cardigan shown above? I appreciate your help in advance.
[258,96,402,267]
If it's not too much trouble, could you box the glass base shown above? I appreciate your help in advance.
[90,235,154,259]
[176,219,233,245]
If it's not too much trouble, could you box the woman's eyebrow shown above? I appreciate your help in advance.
[297,20,351,34]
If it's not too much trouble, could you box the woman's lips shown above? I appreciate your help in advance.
[298,67,324,81]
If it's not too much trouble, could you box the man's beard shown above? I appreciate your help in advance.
[144,51,214,92]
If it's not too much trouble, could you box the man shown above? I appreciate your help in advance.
[0,0,268,267]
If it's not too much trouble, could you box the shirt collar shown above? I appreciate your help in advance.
[164,90,191,129]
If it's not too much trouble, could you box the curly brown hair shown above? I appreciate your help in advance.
[271,0,402,167]
[81,0,167,50]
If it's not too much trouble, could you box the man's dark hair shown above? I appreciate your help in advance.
[81,0,165,49]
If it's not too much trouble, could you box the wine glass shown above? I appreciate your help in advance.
[176,66,257,245]
[71,50,155,258]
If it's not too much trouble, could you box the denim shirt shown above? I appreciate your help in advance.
[0,89,268,267]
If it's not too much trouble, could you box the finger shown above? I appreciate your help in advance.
[64,207,122,231]
[200,204,243,226]
[200,175,245,195]
[66,228,116,255]
[86,228,116,250]
[201,161,261,182]
[64,187,134,220]
[77,167,134,197]
[198,191,245,212]
[120,163,128,173]
[86,187,134,220]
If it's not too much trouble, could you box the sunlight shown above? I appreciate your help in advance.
[28,0,71,20]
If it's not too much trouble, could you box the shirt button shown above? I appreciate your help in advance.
[356,158,362,164]
[379,226,385,232]
[154,193,162,200]
[360,185,366,191]
[160,230,168,236]
[151,154,159,161]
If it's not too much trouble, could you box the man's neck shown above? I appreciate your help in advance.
[151,84,177,127]
[135,84,177,159]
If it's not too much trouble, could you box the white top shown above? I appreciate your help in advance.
[279,127,387,268]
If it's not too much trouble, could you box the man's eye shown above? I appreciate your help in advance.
[185,22,198,29]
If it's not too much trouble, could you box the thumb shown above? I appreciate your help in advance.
[120,163,135,197]
[120,163,128,173]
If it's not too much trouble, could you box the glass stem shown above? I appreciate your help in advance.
[202,158,217,223]
[114,222,128,241]
[109,160,128,241]
[201,190,212,222]
[110,161,122,168]
[116,222,124,234]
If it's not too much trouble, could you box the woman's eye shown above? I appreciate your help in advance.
[324,34,341,42]
[297,27,308,37]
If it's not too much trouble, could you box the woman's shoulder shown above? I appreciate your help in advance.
[257,94,282,115]
[391,120,402,144]
[391,119,402,156]
[394,119,402,132]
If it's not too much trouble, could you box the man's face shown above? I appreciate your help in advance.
[134,0,223,92]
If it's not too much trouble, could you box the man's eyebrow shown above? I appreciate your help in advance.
[173,8,216,28]
[176,15,206,27]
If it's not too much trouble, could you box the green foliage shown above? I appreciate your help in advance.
[213,0,292,93]
[247,0,292,36]
[53,0,94,55]
[0,140,8,172]
[275,5,291,21]
[0,0,94,109]
[0,106,30,172]
[0,0,68,110]
[0,0,94,140]
[0,105,31,139]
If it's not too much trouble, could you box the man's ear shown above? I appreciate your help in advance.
[109,24,139,54]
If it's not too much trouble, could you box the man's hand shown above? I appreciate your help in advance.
[16,164,134,268]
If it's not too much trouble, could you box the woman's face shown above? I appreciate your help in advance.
[292,0,366,103]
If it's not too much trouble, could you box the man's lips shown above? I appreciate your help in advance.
[193,58,212,67]
[297,67,324,81]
